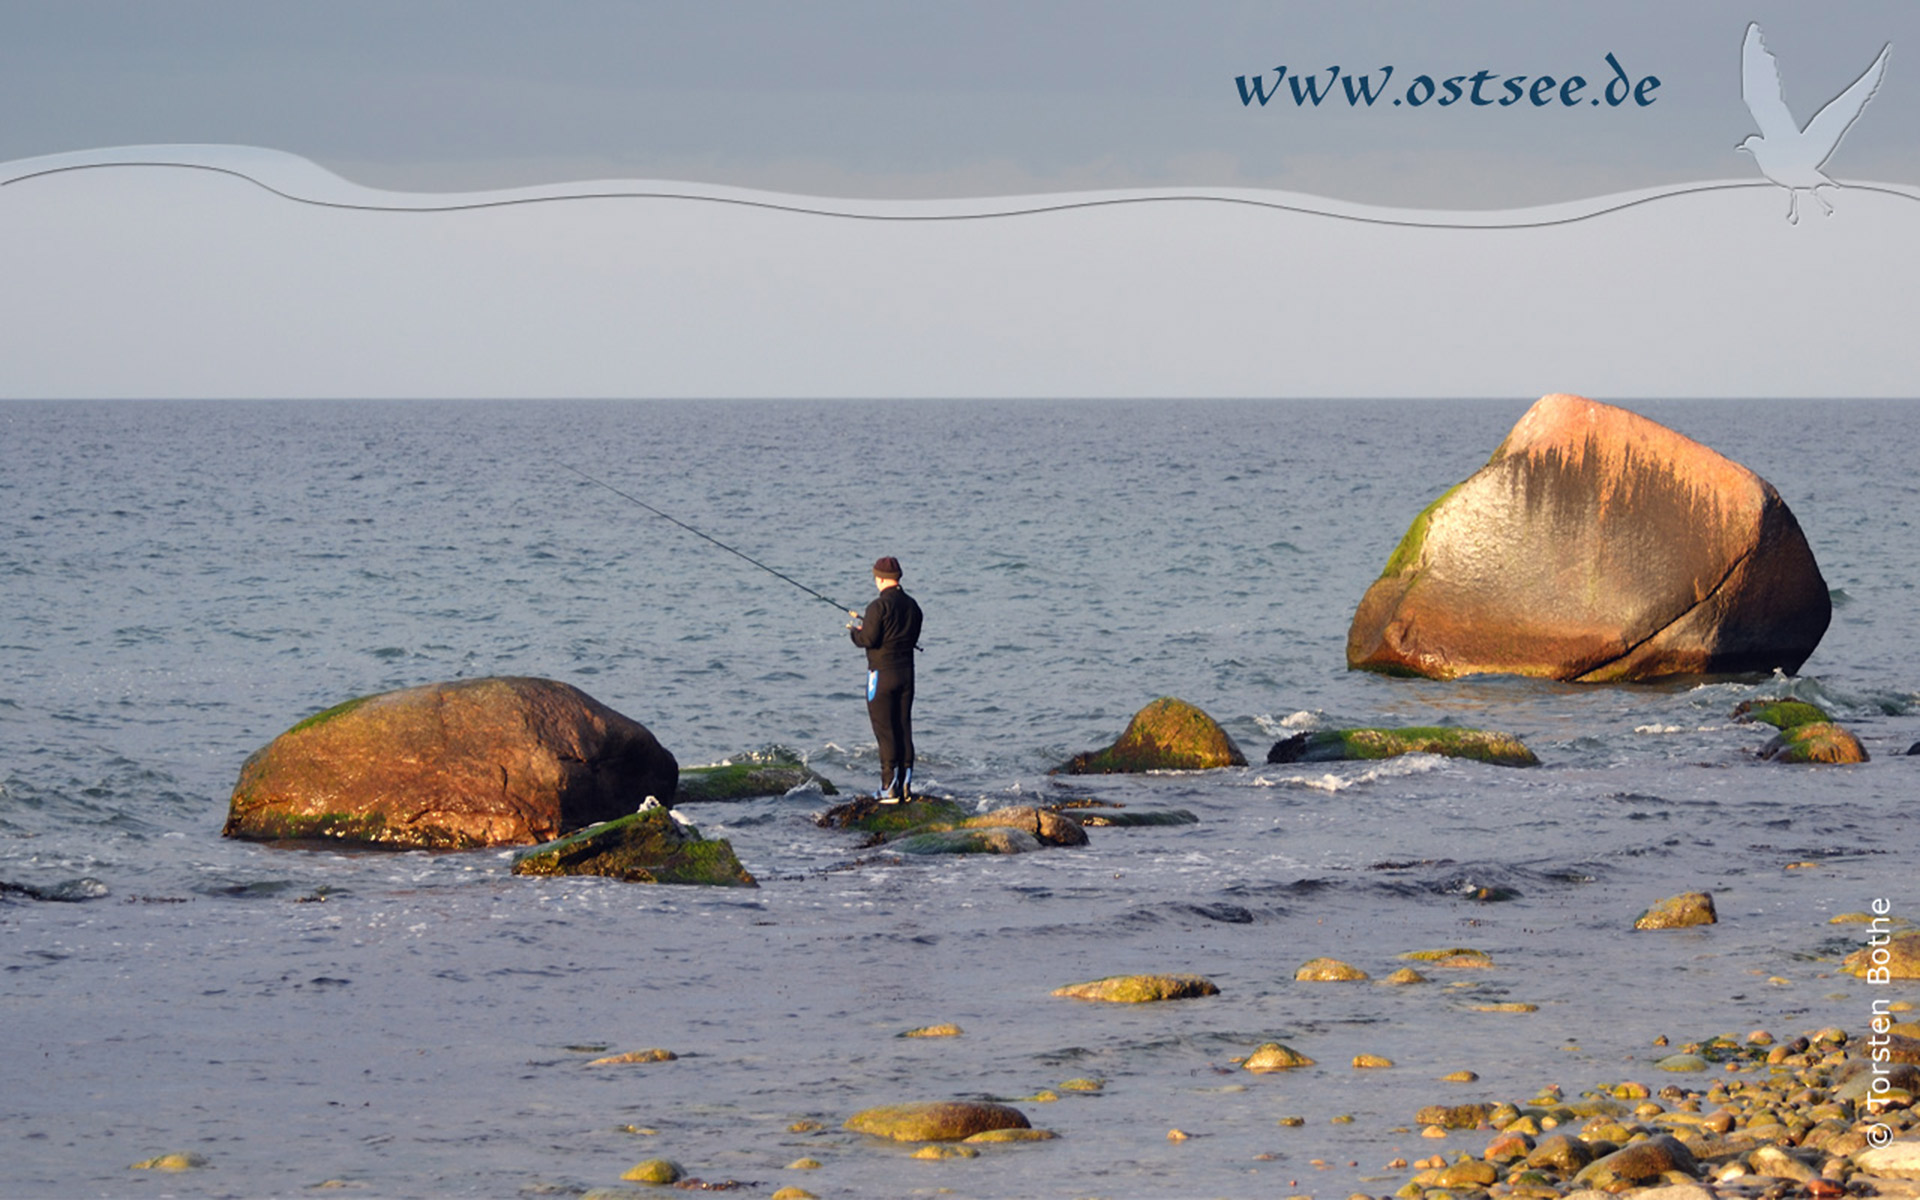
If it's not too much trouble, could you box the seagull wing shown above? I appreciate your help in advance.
[1741,23,1800,139]
[1802,43,1891,170]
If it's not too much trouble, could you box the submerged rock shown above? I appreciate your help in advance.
[844,1100,1030,1142]
[1347,394,1830,682]
[963,806,1089,847]
[1266,726,1538,767]
[1759,721,1869,764]
[1054,697,1246,774]
[1635,892,1718,930]
[1065,806,1200,827]
[620,1158,683,1184]
[509,805,757,887]
[891,828,1043,856]
[676,750,837,802]
[224,677,677,849]
[1051,974,1220,1003]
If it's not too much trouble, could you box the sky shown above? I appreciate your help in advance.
[4,2,1916,206]
[1,3,1916,399]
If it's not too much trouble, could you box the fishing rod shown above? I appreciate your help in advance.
[561,463,855,616]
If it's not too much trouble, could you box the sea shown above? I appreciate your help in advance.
[2,397,1916,1200]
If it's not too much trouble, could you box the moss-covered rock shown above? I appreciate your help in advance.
[891,828,1043,856]
[1732,698,1831,729]
[1053,697,1246,774]
[1051,974,1220,1003]
[844,1101,1031,1142]
[1634,892,1717,930]
[815,795,971,836]
[676,750,837,802]
[224,677,677,849]
[962,806,1089,847]
[1844,931,1920,980]
[1759,721,1869,764]
[1266,727,1538,767]
[1347,394,1830,682]
[509,805,756,887]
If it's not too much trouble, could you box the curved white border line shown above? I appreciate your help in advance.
[4,144,1917,229]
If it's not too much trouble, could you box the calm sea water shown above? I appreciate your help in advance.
[3,398,1917,1199]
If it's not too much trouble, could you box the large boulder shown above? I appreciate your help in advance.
[1054,697,1246,774]
[223,677,677,849]
[1347,395,1830,682]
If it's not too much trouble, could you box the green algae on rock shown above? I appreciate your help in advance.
[675,750,837,802]
[1266,726,1538,767]
[1732,697,1831,729]
[891,827,1043,856]
[844,1100,1031,1142]
[224,676,678,849]
[1053,697,1247,774]
[1759,721,1870,764]
[1634,891,1717,930]
[509,805,756,887]
[1051,973,1220,1003]
[814,794,971,836]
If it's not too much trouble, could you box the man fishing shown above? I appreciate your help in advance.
[847,556,923,801]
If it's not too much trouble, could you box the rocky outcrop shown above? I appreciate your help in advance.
[1267,726,1538,767]
[509,803,756,886]
[1054,697,1246,774]
[1347,395,1830,682]
[223,677,677,849]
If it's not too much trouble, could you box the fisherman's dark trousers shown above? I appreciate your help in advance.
[866,665,915,788]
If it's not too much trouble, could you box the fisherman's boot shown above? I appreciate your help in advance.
[877,765,899,803]
[883,767,907,802]
[898,766,913,801]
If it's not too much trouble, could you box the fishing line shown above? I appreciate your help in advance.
[561,463,853,615]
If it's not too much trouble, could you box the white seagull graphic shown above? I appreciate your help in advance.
[1738,22,1891,223]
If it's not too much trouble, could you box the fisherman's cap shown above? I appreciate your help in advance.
[872,556,903,580]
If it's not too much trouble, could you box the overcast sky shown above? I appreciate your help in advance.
[4,2,1916,207]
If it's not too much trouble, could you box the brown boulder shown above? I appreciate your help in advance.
[1054,697,1246,774]
[1347,394,1830,682]
[223,677,677,849]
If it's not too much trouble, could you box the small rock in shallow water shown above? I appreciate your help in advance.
[1244,1043,1316,1072]
[910,1143,978,1159]
[1352,1054,1394,1069]
[1400,947,1494,967]
[1295,956,1369,981]
[1634,892,1717,930]
[1440,1070,1479,1082]
[620,1159,683,1184]
[845,1100,1030,1142]
[1051,974,1219,1003]
[1381,967,1429,986]
[587,1048,676,1066]
[901,1023,962,1038]
[1058,1077,1104,1092]
[964,1127,1057,1143]
[1759,721,1869,764]
[770,1189,818,1200]
[1843,931,1920,980]
[129,1152,207,1171]
[785,1158,821,1170]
